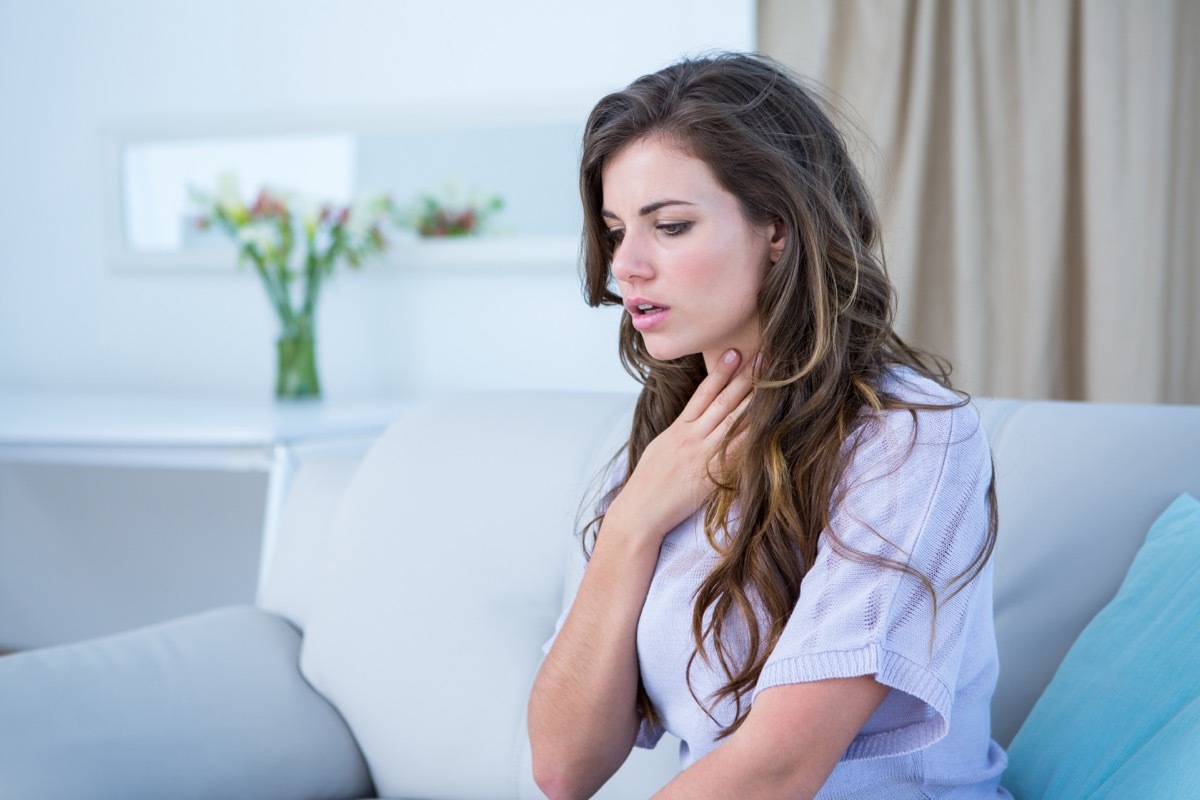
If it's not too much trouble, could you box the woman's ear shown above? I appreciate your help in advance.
[768,219,787,264]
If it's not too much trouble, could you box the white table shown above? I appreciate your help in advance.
[0,391,413,646]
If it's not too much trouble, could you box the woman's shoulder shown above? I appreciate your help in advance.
[879,365,968,410]
[847,366,989,477]
[589,446,630,517]
[829,368,996,572]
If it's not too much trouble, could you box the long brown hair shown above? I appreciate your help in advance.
[579,53,997,738]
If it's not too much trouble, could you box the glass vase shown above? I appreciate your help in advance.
[275,314,321,400]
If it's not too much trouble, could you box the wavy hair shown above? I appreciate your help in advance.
[578,53,997,738]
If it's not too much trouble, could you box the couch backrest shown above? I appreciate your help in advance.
[259,441,373,631]
[293,392,647,799]
[978,398,1200,745]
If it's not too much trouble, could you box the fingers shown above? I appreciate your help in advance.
[693,354,757,435]
[680,349,741,423]
[714,390,753,443]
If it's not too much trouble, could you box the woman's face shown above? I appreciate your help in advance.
[601,137,781,372]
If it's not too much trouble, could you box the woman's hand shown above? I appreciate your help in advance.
[529,348,756,800]
[606,348,755,544]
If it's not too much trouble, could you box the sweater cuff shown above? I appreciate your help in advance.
[752,642,952,760]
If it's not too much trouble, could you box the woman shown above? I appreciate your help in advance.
[528,53,1009,799]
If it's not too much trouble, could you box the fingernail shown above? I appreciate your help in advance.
[754,354,763,369]
[724,350,737,365]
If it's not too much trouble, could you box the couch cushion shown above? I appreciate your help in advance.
[300,392,636,799]
[1003,493,1200,797]
[977,399,1200,745]
[0,606,372,800]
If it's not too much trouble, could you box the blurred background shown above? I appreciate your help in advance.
[0,0,1194,650]
[0,0,759,399]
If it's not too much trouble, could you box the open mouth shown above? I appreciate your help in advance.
[635,303,667,315]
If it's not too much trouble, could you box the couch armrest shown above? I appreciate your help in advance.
[0,606,372,800]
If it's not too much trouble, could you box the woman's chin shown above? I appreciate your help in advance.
[642,339,694,364]
[643,340,740,369]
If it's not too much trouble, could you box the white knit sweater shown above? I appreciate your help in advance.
[547,368,1011,798]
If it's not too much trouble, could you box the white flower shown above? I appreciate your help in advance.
[293,195,321,234]
[216,173,246,216]
[345,194,389,239]
[237,220,280,256]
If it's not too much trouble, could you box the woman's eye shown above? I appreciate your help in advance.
[657,222,691,236]
[604,228,625,246]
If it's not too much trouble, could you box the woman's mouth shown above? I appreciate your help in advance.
[630,304,669,331]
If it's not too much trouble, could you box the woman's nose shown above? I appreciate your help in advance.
[610,233,653,285]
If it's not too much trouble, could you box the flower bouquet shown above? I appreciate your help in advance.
[408,182,503,237]
[191,175,396,399]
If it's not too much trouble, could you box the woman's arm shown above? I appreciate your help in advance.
[528,349,755,800]
[653,676,890,800]
[527,514,662,800]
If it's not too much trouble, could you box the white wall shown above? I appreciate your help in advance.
[0,0,756,399]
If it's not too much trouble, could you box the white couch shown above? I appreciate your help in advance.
[1,391,1198,799]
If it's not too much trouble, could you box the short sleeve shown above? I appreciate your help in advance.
[537,449,664,749]
[751,400,994,760]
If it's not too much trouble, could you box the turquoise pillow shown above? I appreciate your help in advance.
[1005,493,1200,798]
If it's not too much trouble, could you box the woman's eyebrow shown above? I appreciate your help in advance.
[601,199,697,220]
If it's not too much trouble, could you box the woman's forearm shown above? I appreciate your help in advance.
[528,515,662,800]
[652,677,890,800]
[530,352,752,798]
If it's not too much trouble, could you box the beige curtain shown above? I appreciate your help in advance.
[759,0,1199,403]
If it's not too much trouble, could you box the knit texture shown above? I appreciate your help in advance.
[547,369,1010,798]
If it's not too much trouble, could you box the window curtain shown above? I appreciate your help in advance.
[758,0,1198,403]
